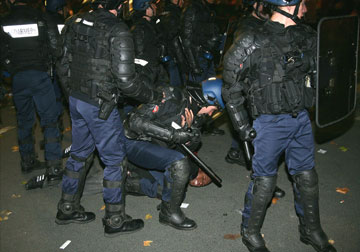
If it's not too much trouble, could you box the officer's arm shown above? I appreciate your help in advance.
[110,24,161,104]
[181,7,200,72]
[127,110,197,144]
[55,19,73,98]
[222,33,256,136]
[43,12,62,58]
[131,24,146,60]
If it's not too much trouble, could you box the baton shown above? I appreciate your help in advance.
[171,121,222,187]
[180,143,222,188]
[242,130,257,163]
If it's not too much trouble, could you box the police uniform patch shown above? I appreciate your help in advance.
[2,24,39,38]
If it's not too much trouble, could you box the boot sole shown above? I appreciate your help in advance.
[104,226,144,238]
[225,156,246,166]
[242,238,269,252]
[300,237,324,252]
[159,219,197,231]
[55,218,95,225]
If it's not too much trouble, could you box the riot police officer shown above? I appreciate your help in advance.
[123,78,224,230]
[131,0,169,88]
[223,0,336,251]
[157,0,186,87]
[181,0,221,83]
[181,0,224,136]
[54,0,163,237]
[0,0,63,179]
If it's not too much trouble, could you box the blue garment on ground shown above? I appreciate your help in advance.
[125,139,185,201]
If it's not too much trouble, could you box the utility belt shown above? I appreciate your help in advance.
[71,80,120,120]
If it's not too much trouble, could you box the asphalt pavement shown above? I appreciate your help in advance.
[0,97,359,252]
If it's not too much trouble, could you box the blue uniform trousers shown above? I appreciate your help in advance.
[242,110,315,228]
[167,60,185,87]
[125,139,185,202]
[189,55,216,83]
[62,96,126,204]
[12,70,61,161]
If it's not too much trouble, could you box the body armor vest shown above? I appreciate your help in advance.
[1,6,51,75]
[247,22,316,117]
[68,11,117,104]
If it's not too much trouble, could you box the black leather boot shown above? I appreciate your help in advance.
[273,186,285,198]
[225,147,246,166]
[241,176,277,252]
[55,196,95,225]
[103,203,144,237]
[158,158,196,230]
[25,159,63,190]
[21,153,45,173]
[293,169,336,252]
[56,154,95,224]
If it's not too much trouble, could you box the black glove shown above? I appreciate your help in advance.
[239,123,256,141]
[172,128,200,144]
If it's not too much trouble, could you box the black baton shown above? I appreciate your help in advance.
[180,143,222,188]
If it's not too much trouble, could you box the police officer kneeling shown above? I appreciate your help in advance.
[54,0,163,237]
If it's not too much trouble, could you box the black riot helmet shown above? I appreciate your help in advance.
[90,0,124,10]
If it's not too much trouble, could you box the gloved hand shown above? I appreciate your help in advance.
[239,123,256,141]
[172,128,200,144]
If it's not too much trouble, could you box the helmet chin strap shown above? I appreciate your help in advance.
[273,2,301,24]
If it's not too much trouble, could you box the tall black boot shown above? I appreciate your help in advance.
[21,153,45,173]
[102,203,144,237]
[241,176,277,252]
[292,169,336,252]
[55,154,95,225]
[158,158,197,230]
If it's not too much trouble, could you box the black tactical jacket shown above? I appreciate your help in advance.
[0,5,61,75]
[57,8,160,106]
[181,0,219,69]
[223,20,317,130]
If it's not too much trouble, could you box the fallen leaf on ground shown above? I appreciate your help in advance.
[145,214,152,220]
[0,126,15,135]
[143,241,153,246]
[272,198,278,204]
[336,187,350,194]
[340,200,345,204]
[11,146,19,152]
[100,205,105,211]
[64,127,71,132]
[21,181,27,185]
[329,239,335,245]
[330,141,336,145]
[339,146,348,152]
[0,217,2,221]
[224,234,241,240]
[11,194,21,198]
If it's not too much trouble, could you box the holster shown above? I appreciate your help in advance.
[98,91,118,120]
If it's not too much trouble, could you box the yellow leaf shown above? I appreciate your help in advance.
[329,239,335,245]
[11,194,21,198]
[21,181,27,185]
[100,205,105,211]
[0,217,2,221]
[11,146,19,152]
[339,146,348,152]
[65,127,71,132]
[336,187,350,194]
[3,216,8,220]
[143,241,153,246]
[145,214,152,220]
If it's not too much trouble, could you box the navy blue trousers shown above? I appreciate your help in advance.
[12,70,61,161]
[189,55,216,83]
[242,110,315,228]
[125,139,185,202]
[62,97,126,204]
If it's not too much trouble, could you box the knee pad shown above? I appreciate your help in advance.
[169,157,191,185]
[292,168,318,189]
